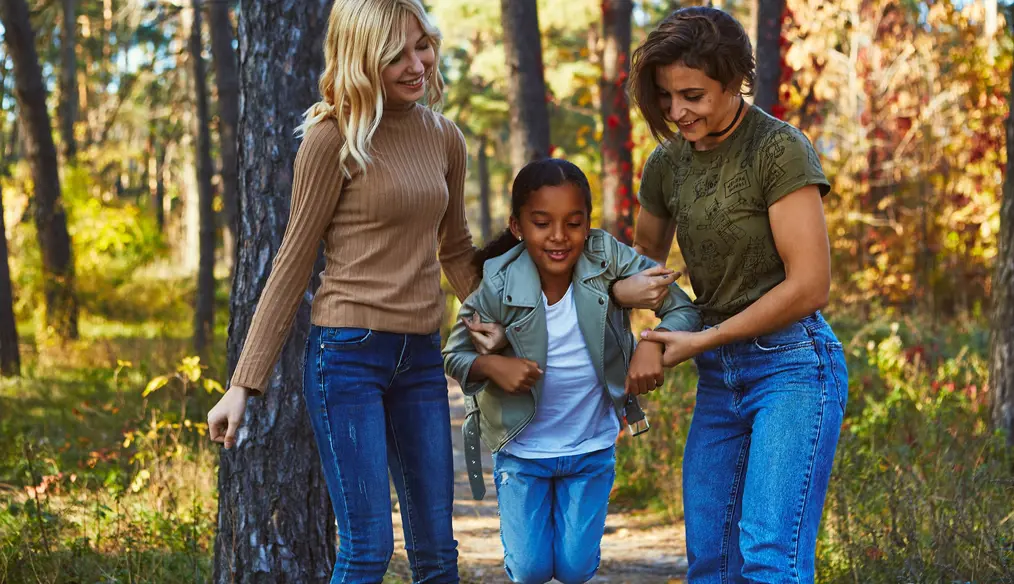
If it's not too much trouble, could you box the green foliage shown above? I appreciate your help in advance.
[817,319,1013,582]
[2,161,165,326]
[0,354,220,584]
[613,316,1013,582]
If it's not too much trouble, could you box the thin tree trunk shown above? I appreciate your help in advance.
[214,0,336,580]
[59,0,77,160]
[191,0,216,354]
[210,0,239,270]
[156,143,167,230]
[478,135,492,242]
[753,0,784,113]
[601,0,634,244]
[0,178,20,377]
[1,0,79,340]
[991,8,1014,446]
[500,0,550,175]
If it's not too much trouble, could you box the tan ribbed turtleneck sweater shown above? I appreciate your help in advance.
[230,103,479,393]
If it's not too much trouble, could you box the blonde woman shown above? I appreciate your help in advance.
[206,1,478,581]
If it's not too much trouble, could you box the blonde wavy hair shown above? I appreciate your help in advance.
[297,0,445,177]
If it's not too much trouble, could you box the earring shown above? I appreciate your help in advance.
[517,235,523,241]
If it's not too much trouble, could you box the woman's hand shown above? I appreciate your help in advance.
[208,385,250,449]
[610,266,678,310]
[461,312,508,355]
[638,329,710,368]
[625,341,666,395]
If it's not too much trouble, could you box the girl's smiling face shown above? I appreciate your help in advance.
[510,183,590,293]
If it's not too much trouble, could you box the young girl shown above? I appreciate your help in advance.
[206,1,478,581]
[443,158,701,584]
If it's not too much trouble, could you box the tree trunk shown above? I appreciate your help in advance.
[0,179,20,377]
[477,135,492,242]
[191,0,217,355]
[59,0,77,160]
[210,0,239,270]
[500,0,551,176]
[601,0,634,244]
[753,0,784,113]
[1,0,79,340]
[213,0,336,581]
[991,9,1014,447]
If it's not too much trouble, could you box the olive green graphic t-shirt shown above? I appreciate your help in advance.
[637,105,830,326]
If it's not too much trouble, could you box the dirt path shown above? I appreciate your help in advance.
[389,379,688,583]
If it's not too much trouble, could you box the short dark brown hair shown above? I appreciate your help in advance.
[630,7,756,144]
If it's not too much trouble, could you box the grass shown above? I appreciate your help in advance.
[614,312,1014,583]
[0,265,224,584]
[2,262,1011,583]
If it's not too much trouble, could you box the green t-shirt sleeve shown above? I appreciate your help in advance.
[756,126,831,207]
[637,145,674,219]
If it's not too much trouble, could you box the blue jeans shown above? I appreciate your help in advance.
[492,446,616,584]
[302,325,459,584]
[684,312,848,583]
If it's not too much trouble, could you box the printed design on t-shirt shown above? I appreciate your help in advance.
[699,195,746,247]
[693,170,721,202]
[724,171,751,199]
[696,239,721,266]
[759,127,813,192]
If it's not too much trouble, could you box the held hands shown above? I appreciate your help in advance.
[477,355,543,394]
[625,340,666,395]
[207,385,250,449]
[461,312,508,355]
[610,266,679,311]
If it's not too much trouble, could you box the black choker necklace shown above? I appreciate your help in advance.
[706,96,745,138]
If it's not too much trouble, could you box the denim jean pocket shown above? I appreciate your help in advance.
[825,341,849,414]
[320,327,373,350]
[752,322,814,353]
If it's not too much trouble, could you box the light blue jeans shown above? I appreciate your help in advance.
[492,446,616,584]
[684,312,848,583]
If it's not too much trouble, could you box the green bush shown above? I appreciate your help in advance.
[612,316,1014,582]
[2,161,165,324]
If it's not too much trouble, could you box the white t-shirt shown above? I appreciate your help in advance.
[502,285,620,458]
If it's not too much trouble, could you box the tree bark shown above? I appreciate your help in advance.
[500,0,551,176]
[210,0,239,269]
[991,8,1014,447]
[477,135,492,243]
[0,179,20,377]
[753,0,784,113]
[601,0,634,244]
[191,0,217,355]
[1,0,79,340]
[59,0,77,160]
[213,0,336,581]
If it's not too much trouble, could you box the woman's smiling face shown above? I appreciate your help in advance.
[655,62,741,143]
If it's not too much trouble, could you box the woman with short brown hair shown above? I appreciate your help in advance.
[629,7,849,582]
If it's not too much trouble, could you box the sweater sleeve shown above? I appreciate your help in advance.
[437,118,480,300]
[230,121,346,394]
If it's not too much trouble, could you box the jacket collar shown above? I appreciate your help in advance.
[492,229,611,309]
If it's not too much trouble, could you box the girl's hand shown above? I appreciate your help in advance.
[626,341,665,395]
[610,266,679,310]
[208,385,250,449]
[461,313,508,355]
[475,355,542,394]
[638,329,707,368]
